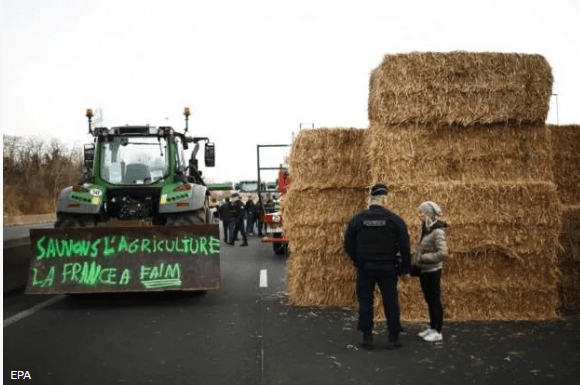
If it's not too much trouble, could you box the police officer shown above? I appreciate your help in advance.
[344,183,411,349]
[218,197,232,243]
[229,193,248,246]
[245,198,255,235]
[254,199,265,237]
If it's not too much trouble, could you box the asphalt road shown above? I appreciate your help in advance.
[4,229,580,385]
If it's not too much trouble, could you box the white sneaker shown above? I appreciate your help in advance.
[418,328,435,338]
[423,331,443,342]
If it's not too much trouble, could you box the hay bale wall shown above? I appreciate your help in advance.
[366,52,560,322]
[284,52,562,322]
[550,125,580,205]
[369,52,553,126]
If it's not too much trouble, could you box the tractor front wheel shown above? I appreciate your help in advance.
[55,214,96,228]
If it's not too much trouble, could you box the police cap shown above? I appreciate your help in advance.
[370,183,389,197]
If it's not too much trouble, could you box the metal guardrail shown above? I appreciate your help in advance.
[3,236,31,249]
[4,214,56,227]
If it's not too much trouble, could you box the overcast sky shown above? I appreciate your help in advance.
[3,0,580,183]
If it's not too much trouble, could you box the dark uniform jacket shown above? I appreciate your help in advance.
[218,201,232,222]
[344,205,411,274]
[245,200,255,217]
[232,201,246,221]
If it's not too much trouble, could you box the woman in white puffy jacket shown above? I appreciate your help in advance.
[412,201,449,342]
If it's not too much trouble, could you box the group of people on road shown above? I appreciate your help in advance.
[344,183,448,350]
[215,193,275,246]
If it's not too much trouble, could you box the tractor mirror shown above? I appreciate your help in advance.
[205,142,215,167]
[84,144,95,167]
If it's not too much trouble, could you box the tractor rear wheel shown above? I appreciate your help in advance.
[165,196,209,226]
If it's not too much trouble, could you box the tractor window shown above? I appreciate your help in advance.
[100,136,169,185]
[175,136,187,171]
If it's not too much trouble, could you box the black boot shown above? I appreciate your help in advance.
[240,239,248,246]
[362,331,374,350]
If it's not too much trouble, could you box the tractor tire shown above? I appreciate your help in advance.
[272,232,288,255]
[55,214,96,228]
[165,197,209,226]
[273,243,288,255]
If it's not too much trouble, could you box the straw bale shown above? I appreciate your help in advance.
[559,205,580,263]
[288,258,558,321]
[287,252,357,307]
[280,188,368,226]
[287,128,371,190]
[384,181,560,227]
[369,52,553,126]
[444,251,560,289]
[283,182,561,230]
[443,223,560,257]
[443,286,559,321]
[287,248,560,320]
[374,280,559,322]
[379,181,561,258]
[550,125,580,205]
[284,223,348,256]
[285,220,559,263]
[368,122,553,183]
[557,261,580,312]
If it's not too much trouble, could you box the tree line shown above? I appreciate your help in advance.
[3,135,83,216]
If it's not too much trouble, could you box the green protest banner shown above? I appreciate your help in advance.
[26,225,220,294]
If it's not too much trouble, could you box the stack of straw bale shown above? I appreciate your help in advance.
[283,52,561,321]
[281,128,370,307]
[550,125,580,312]
[366,52,560,321]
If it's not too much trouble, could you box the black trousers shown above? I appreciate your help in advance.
[419,269,444,333]
[356,267,402,335]
[229,219,247,243]
[221,220,230,241]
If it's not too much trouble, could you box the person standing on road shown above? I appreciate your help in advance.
[344,183,411,350]
[245,198,255,235]
[218,197,232,243]
[254,200,264,237]
[209,198,219,225]
[412,201,448,342]
[229,193,248,246]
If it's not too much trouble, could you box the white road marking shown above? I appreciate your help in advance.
[259,269,268,288]
[3,295,66,328]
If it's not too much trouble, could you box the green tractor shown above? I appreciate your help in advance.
[27,108,221,295]
[55,107,215,228]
